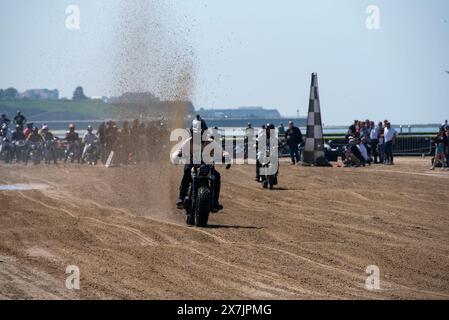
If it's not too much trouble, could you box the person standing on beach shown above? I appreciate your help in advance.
[369,121,379,163]
[383,121,397,165]
[441,120,448,131]
[431,129,448,170]
[285,121,302,165]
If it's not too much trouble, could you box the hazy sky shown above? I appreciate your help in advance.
[0,0,448,125]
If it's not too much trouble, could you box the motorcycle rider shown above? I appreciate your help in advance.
[65,124,80,162]
[81,125,97,160]
[1,124,13,162]
[27,127,44,143]
[40,125,58,164]
[65,123,79,142]
[11,125,25,162]
[25,127,44,164]
[13,111,27,130]
[1,123,12,141]
[173,120,228,213]
[257,123,280,188]
[23,123,33,139]
[1,113,11,127]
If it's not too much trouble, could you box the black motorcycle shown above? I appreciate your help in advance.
[43,138,58,164]
[183,164,229,228]
[27,142,43,165]
[257,148,278,190]
[64,140,80,163]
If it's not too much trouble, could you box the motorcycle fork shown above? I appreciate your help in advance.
[209,175,215,208]
[191,175,198,212]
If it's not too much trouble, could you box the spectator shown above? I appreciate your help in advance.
[284,121,303,165]
[278,123,285,136]
[360,120,369,140]
[383,121,397,165]
[441,120,448,131]
[358,138,370,165]
[370,121,379,163]
[446,128,449,168]
[431,129,448,170]
[344,138,363,167]
[97,122,106,164]
[377,121,385,164]
[347,120,358,138]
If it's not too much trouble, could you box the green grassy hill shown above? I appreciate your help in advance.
[0,100,194,121]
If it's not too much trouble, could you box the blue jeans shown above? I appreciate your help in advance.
[290,144,300,163]
[384,141,393,163]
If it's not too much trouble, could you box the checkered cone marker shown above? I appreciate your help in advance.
[303,73,330,166]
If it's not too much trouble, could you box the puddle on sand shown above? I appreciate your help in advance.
[0,184,49,191]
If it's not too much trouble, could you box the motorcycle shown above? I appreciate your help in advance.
[14,140,27,163]
[27,142,43,165]
[0,137,14,163]
[183,164,230,228]
[43,138,58,164]
[81,142,99,165]
[64,140,80,163]
[257,148,279,190]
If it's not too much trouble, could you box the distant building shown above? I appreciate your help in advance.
[197,107,281,119]
[20,89,59,101]
[91,96,109,103]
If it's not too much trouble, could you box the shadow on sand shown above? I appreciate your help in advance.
[206,224,262,230]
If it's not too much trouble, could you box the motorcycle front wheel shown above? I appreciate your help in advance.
[194,187,211,228]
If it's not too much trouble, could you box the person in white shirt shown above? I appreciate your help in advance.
[383,121,397,165]
[81,126,97,159]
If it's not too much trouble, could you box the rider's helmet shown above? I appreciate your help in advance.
[41,125,49,132]
[191,115,203,135]
[87,125,93,132]
[69,123,75,131]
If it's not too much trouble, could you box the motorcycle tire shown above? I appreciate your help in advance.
[194,187,211,228]
[268,175,275,190]
[186,211,195,226]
